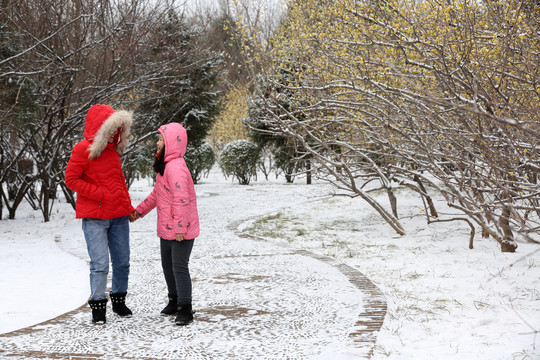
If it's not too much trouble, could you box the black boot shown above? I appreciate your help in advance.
[110,292,132,317]
[161,294,178,316]
[88,299,107,324]
[175,303,193,326]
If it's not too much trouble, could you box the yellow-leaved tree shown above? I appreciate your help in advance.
[207,84,250,153]
[243,0,540,251]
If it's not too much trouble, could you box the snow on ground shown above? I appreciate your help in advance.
[0,201,89,334]
[0,168,539,359]
[241,183,540,360]
[0,169,368,359]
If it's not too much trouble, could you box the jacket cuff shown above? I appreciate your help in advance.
[135,204,146,217]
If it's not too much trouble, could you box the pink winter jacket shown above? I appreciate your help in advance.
[135,123,200,240]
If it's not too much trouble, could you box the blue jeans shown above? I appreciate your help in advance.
[82,216,130,300]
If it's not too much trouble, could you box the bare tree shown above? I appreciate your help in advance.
[245,0,540,252]
[0,0,192,220]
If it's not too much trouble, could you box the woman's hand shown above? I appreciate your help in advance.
[175,233,186,242]
[129,211,140,222]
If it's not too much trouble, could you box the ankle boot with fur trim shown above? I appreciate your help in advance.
[110,292,132,317]
[88,299,107,324]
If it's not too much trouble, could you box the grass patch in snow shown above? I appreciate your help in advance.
[242,191,540,360]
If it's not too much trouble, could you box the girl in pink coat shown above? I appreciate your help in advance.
[131,122,200,326]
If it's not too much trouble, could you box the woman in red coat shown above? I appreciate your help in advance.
[65,104,135,324]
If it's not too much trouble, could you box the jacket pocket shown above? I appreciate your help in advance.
[76,195,103,218]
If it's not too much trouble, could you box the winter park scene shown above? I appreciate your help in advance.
[0,0,539,359]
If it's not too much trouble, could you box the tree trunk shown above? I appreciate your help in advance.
[354,187,405,236]
[414,175,437,217]
[499,205,517,253]
[41,179,51,222]
[306,158,312,185]
[386,187,398,218]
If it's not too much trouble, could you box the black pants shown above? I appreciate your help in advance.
[160,238,194,304]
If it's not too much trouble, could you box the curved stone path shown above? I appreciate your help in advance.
[0,182,386,359]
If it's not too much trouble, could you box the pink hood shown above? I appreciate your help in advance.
[159,122,187,162]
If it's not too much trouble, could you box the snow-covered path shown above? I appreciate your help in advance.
[0,179,385,359]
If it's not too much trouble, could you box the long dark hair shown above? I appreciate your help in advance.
[153,145,165,176]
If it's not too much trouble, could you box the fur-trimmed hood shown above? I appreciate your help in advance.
[84,104,133,160]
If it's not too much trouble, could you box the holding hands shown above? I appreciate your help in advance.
[129,211,140,222]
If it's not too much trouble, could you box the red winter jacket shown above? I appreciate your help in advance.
[65,104,135,219]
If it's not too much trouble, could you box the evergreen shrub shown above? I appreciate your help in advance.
[219,139,259,185]
[185,141,216,184]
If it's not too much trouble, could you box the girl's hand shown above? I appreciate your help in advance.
[129,211,140,222]
[175,233,186,242]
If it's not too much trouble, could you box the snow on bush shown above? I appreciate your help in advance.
[219,139,259,185]
[184,141,216,184]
